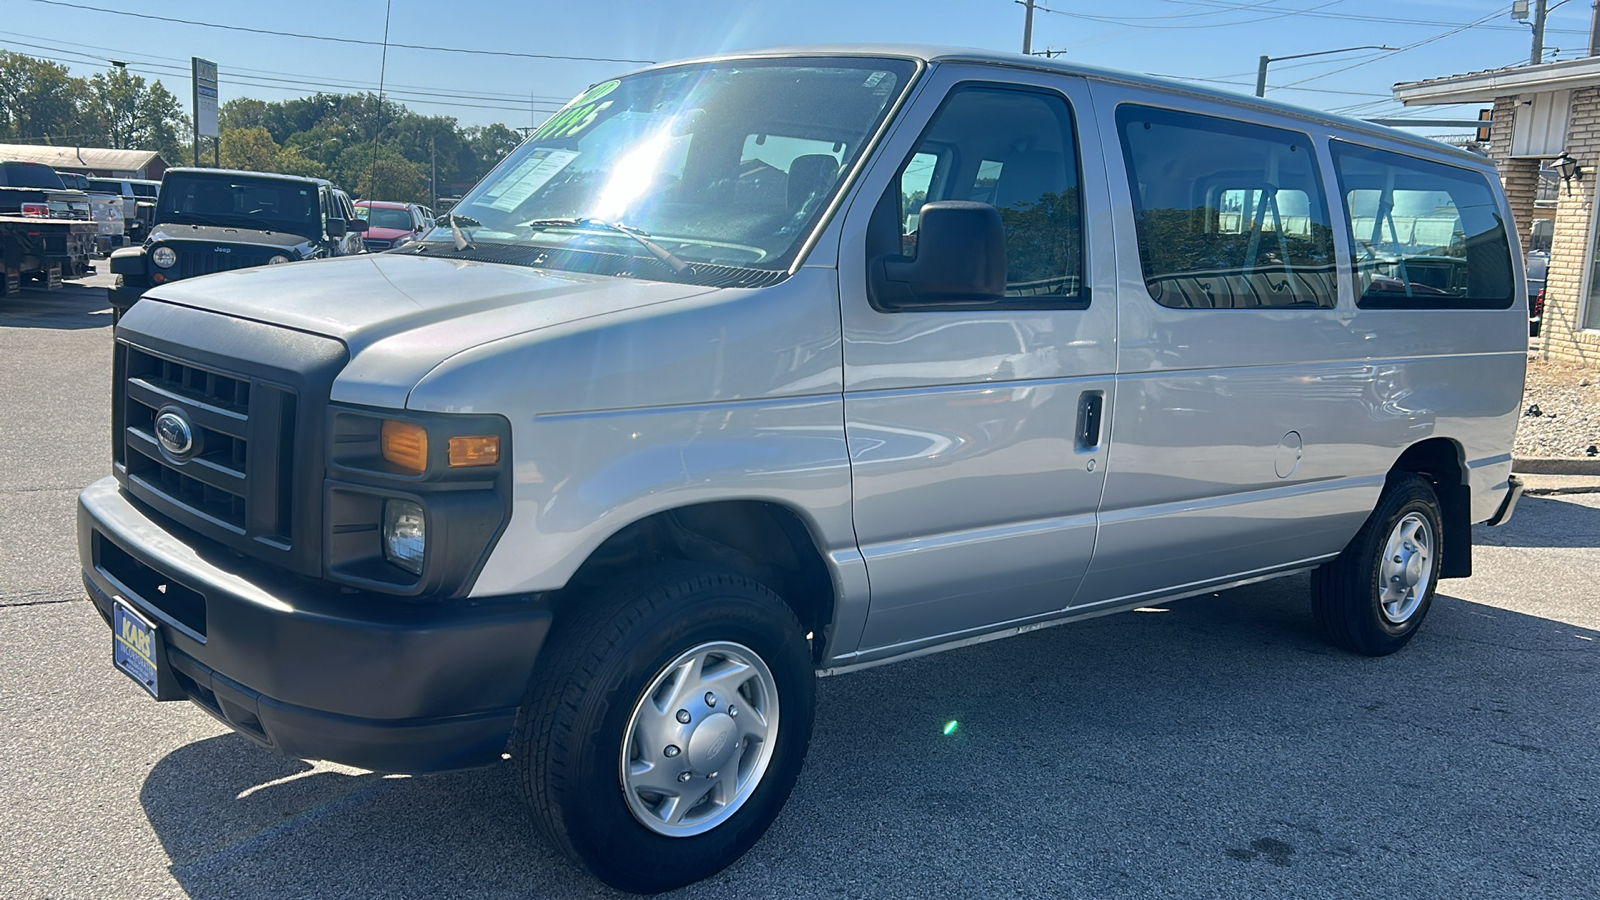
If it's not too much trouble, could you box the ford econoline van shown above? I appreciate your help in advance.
[79,46,1525,893]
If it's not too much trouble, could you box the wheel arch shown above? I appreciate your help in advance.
[1388,437,1471,578]
[559,500,839,663]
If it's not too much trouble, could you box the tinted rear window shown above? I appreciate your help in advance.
[1116,105,1337,310]
[1331,142,1514,309]
[1,162,65,189]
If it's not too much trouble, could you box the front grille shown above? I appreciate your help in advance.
[172,244,278,280]
[120,346,297,543]
[364,239,393,251]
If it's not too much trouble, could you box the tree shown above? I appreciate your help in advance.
[464,123,522,178]
[220,126,280,171]
[0,51,92,144]
[85,67,187,164]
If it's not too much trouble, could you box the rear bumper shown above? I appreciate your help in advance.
[1486,475,1524,527]
[78,477,551,773]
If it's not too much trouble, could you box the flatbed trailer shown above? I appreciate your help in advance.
[0,214,96,296]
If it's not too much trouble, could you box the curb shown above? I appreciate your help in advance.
[1512,457,1600,476]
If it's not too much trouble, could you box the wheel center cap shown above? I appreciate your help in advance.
[1403,550,1423,587]
[686,712,738,772]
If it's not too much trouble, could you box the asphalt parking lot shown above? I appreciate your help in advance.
[3,277,1598,899]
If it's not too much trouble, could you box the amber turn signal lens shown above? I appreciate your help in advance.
[381,420,428,474]
[448,435,500,467]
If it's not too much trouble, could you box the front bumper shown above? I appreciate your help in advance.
[78,477,551,773]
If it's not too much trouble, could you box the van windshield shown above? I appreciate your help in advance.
[419,57,917,279]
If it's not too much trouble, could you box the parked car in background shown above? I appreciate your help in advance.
[353,200,428,251]
[1526,249,1548,336]
[108,168,367,320]
[128,179,159,242]
[62,171,127,255]
[418,205,437,230]
[0,160,95,291]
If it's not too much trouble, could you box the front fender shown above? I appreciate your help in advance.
[109,245,147,276]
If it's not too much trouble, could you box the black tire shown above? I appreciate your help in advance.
[1311,473,1444,656]
[509,564,815,894]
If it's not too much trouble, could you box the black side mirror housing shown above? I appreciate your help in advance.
[348,218,369,233]
[327,217,349,238]
[869,201,1006,310]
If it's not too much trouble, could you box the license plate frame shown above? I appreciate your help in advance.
[113,601,160,699]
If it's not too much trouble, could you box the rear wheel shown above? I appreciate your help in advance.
[1311,474,1444,656]
[509,565,814,893]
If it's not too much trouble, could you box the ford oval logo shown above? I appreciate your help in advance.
[154,409,196,460]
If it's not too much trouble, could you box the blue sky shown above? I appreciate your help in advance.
[3,0,1595,135]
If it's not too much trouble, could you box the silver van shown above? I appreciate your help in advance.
[78,47,1525,893]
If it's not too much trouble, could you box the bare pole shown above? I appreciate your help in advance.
[1590,0,1600,56]
[1023,0,1035,55]
[1533,0,1549,64]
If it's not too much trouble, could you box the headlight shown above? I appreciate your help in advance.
[383,499,426,574]
[268,254,290,265]
[151,246,176,268]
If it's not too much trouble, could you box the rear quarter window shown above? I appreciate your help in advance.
[1331,141,1514,310]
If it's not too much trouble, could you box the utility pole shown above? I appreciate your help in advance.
[1590,0,1600,56]
[430,137,437,210]
[1022,0,1035,55]
[1532,0,1549,64]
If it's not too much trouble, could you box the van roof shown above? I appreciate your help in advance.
[639,45,1487,167]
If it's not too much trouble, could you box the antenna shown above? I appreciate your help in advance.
[367,0,393,200]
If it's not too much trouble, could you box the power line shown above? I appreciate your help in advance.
[5,30,575,103]
[1034,0,1357,31]
[1133,0,1594,34]
[1276,8,1505,89]
[0,41,568,115]
[21,0,655,64]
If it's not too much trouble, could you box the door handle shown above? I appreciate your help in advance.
[1076,391,1104,451]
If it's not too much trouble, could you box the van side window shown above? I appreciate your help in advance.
[1116,104,1337,309]
[1330,142,1515,310]
[892,85,1085,306]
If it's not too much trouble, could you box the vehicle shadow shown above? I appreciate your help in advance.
[139,574,1600,898]
[1472,493,1600,549]
[0,281,111,330]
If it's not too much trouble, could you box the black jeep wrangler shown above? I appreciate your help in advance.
[109,168,367,321]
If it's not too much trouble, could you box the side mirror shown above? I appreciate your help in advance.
[869,201,1006,310]
[348,218,369,233]
[327,217,349,238]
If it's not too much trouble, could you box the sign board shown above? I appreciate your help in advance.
[1477,107,1492,144]
[192,58,218,140]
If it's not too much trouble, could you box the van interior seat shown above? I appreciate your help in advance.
[787,154,839,212]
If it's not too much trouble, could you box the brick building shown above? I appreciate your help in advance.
[1396,59,1600,367]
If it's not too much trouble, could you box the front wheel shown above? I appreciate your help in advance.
[509,565,814,893]
[1311,473,1444,656]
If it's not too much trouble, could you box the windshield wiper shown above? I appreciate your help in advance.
[448,212,480,251]
[520,217,689,274]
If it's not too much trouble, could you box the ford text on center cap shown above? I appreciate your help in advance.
[154,407,198,461]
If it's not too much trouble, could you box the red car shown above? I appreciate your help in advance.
[353,200,428,252]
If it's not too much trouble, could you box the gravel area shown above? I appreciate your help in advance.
[1517,356,1600,458]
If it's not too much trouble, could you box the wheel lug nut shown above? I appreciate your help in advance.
[705,692,716,707]
[676,709,691,724]
[677,771,692,783]
[664,745,680,758]
[1393,555,1403,563]
[728,705,738,717]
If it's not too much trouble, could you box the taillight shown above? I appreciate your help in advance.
[20,202,47,217]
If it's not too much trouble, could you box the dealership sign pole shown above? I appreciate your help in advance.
[192,58,218,168]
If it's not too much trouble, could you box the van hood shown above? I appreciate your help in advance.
[139,252,721,408]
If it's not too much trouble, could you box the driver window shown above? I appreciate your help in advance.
[892,86,1085,303]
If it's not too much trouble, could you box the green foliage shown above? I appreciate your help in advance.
[219,126,280,172]
[0,50,525,205]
